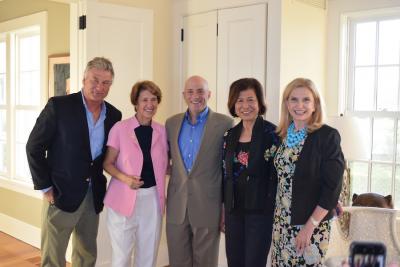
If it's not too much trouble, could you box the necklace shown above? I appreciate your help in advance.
[286,122,307,148]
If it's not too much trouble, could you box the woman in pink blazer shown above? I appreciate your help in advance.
[103,81,168,267]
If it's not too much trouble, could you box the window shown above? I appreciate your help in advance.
[0,12,46,194]
[345,11,400,207]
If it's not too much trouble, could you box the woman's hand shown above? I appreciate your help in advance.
[295,223,314,255]
[103,147,144,189]
[334,201,344,217]
[220,205,225,233]
[123,175,144,190]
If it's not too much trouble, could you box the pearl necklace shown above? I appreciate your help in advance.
[286,122,307,148]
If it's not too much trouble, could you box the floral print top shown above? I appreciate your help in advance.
[231,142,250,214]
[272,139,331,266]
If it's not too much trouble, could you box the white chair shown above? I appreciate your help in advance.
[325,206,400,266]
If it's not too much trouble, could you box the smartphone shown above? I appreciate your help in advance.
[349,241,386,267]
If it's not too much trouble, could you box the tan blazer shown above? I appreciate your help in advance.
[166,109,233,227]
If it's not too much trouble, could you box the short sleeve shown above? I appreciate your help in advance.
[107,122,121,151]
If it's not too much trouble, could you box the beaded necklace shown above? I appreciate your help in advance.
[286,122,307,148]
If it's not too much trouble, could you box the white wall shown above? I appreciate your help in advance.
[280,0,327,116]
[326,0,400,116]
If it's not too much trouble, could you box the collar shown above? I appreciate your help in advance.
[130,115,155,129]
[184,106,209,125]
[80,89,106,114]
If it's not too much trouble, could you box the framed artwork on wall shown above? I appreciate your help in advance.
[48,55,70,97]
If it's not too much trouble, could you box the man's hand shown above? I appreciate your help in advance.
[44,188,55,204]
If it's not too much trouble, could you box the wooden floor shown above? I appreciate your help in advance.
[0,231,71,267]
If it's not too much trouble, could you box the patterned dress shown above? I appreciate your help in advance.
[272,139,330,266]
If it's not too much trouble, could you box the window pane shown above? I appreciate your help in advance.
[372,118,394,161]
[355,22,376,66]
[0,41,5,73]
[377,66,399,111]
[350,161,369,194]
[397,120,400,164]
[19,35,40,71]
[18,70,40,105]
[0,74,5,105]
[354,67,375,111]
[0,109,6,140]
[0,110,6,173]
[15,143,31,182]
[395,166,400,208]
[378,19,400,65]
[17,34,40,105]
[15,110,38,182]
[0,141,6,173]
[371,163,392,195]
[0,41,5,105]
[15,110,38,143]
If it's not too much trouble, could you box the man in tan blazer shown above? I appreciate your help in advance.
[166,76,233,267]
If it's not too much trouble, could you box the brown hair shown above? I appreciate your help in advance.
[276,78,323,138]
[130,80,162,110]
[227,78,267,117]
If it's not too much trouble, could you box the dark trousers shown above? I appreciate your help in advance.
[224,211,273,267]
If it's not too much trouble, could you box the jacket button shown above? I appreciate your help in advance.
[90,162,94,166]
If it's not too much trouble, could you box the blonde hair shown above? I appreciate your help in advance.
[276,78,324,138]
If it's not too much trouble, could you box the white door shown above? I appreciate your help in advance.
[217,4,267,115]
[70,1,153,266]
[80,0,153,120]
[182,4,267,115]
[182,11,217,110]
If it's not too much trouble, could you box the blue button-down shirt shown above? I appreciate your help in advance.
[81,91,107,160]
[178,107,209,173]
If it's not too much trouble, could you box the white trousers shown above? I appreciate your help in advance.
[107,186,162,267]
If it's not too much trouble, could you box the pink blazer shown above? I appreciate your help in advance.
[103,116,168,217]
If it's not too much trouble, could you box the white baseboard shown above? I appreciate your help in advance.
[0,212,41,248]
[0,212,72,262]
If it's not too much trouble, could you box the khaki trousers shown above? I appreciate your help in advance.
[41,191,99,267]
[166,211,220,267]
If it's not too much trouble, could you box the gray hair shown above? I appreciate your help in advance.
[84,57,114,80]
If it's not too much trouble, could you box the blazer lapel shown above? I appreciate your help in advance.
[171,113,187,172]
[76,92,92,160]
[151,123,161,148]
[247,117,264,173]
[128,116,140,147]
[225,122,242,179]
[190,109,217,174]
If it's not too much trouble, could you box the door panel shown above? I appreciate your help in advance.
[217,4,267,115]
[74,2,154,266]
[182,11,217,110]
[84,1,153,119]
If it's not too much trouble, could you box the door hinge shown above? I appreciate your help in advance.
[181,28,184,42]
[79,15,86,30]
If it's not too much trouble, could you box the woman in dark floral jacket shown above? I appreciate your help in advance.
[222,78,279,267]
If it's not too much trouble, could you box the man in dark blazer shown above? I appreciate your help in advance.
[166,76,233,267]
[26,57,121,267]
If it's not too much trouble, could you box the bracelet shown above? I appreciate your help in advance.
[310,216,319,227]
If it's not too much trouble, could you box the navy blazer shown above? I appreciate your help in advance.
[279,124,345,225]
[26,92,121,213]
[223,116,279,213]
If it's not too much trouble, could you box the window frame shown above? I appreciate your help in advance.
[342,8,400,206]
[0,12,47,198]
